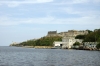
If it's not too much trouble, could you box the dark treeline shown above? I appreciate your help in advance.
[83,29,100,42]
[75,29,100,42]
[18,36,62,46]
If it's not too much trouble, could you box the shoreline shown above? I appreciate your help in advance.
[9,46,100,51]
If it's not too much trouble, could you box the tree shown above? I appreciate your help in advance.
[73,42,80,46]
[73,42,80,49]
[96,42,100,50]
[86,30,93,34]
[83,29,100,42]
[75,35,86,39]
[17,36,62,46]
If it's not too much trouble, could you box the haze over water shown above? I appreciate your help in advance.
[0,46,100,66]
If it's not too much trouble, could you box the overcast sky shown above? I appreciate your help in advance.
[0,0,100,46]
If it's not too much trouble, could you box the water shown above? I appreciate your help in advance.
[0,46,100,66]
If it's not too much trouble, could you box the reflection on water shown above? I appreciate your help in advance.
[0,46,100,66]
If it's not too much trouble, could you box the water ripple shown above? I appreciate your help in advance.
[0,46,100,66]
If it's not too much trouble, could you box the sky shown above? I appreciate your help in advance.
[0,0,100,46]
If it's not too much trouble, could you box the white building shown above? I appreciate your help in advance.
[51,30,88,49]
[53,41,63,48]
[53,36,83,49]
[62,36,83,49]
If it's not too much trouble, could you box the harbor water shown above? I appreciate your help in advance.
[0,46,100,66]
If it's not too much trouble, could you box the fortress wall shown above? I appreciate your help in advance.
[47,30,88,37]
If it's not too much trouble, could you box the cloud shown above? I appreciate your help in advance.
[52,0,100,5]
[61,7,81,15]
[72,0,89,4]
[36,0,53,3]
[0,0,100,26]
[0,15,100,26]
[0,0,53,7]
[93,0,100,3]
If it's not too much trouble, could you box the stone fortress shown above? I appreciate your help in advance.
[47,30,88,37]
[47,30,89,49]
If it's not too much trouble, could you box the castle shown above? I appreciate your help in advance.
[47,30,88,37]
[47,30,88,49]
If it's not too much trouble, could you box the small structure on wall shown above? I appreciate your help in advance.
[50,29,88,49]
[47,31,57,37]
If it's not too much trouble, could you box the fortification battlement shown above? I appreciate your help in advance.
[47,30,88,37]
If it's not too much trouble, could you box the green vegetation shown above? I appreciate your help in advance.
[83,29,100,42]
[18,36,62,46]
[72,42,80,49]
[75,29,100,50]
[75,35,86,39]
[96,42,100,49]
[73,42,80,46]
[75,29,100,42]
[11,29,100,49]
[86,30,93,34]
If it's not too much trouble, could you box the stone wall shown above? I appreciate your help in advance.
[34,46,52,49]
[47,30,88,37]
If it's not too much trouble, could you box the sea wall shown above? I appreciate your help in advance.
[22,46,34,48]
[34,46,52,49]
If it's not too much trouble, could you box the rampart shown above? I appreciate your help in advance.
[47,30,88,37]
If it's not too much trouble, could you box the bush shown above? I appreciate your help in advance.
[96,42,100,49]
[73,42,80,46]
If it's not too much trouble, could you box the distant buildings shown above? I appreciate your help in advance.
[51,29,99,50]
[62,36,83,49]
[10,29,99,50]
[48,30,88,49]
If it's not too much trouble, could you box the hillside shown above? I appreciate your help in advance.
[13,36,62,47]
